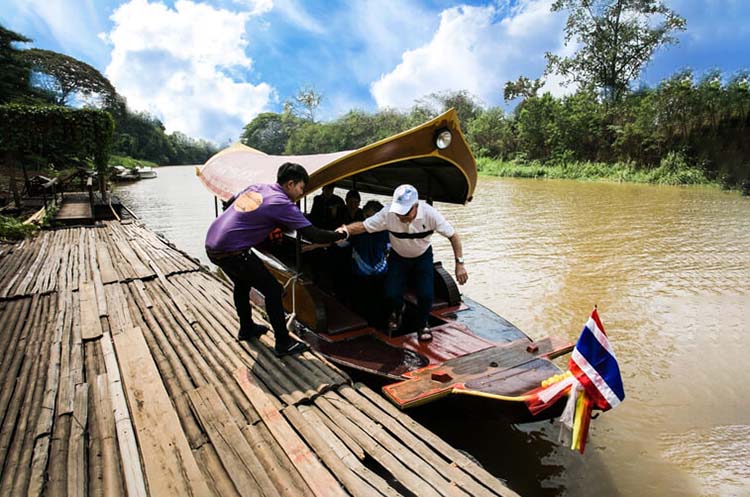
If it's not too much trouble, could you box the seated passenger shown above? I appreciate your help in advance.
[343,189,364,224]
[349,200,389,328]
[308,184,345,230]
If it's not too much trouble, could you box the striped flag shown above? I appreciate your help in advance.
[525,308,624,453]
[570,308,625,411]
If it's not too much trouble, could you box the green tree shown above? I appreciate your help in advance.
[21,48,119,108]
[167,131,218,164]
[503,76,544,103]
[285,121,341,154]
[726,70,750,124]
[695,69,724,129]
[654,69,696,139]
[546,0,686,102]
[0,26,32,104]
[415,90,482,127]
[289,86,323,122]
[112,108,174,164]
[515,93,564,160]
[466,107,515,158]
[240,111,301,154]
[371,108,410,140]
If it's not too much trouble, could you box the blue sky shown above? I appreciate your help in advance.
[2,0,749,144]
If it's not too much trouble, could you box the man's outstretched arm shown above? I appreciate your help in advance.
[448,232,468,285]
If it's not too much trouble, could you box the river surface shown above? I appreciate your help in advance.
[115,165,750,497]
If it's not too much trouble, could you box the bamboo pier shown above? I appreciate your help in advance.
[0,219,520,497]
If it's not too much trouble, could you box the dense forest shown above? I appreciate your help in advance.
[244,72,749,186]
[0,24,217,169]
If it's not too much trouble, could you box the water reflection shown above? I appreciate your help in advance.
[117,168,750,497]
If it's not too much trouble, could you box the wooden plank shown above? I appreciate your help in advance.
[133,279,153,308]
[298,405,402,497]
[339,385,498,497]
[67,383,89,497]
[312,402,365,460]
[99,332,148,497]
[356,384,519,497]
[233,366,347,497]
[240,424,311,497]
[188,385,279,497]
[95,375,124,497]
[124,284,209,447]
[284,405,384,497]
[194,444,243,497]
[96,234,120,284]
[113,326,212,497]
[317,391,469,497]
[28,302,64,497]
[0,305,49,496]
[104,284,133,336]
[110,228,151,279]
[79,282,103,340]
[150,261,197,325]
[89,230,109,317]
[314,394,443,497]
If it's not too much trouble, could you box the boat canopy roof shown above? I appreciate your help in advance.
[198,109,477,204]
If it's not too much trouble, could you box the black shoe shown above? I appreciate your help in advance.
[237,324,269,341]
[274,340,309,357]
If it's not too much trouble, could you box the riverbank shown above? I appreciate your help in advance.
[476,155,716,186]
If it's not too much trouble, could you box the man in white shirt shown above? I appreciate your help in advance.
[338,184,468,341]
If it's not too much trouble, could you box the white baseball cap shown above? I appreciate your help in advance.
[389,184,419,215]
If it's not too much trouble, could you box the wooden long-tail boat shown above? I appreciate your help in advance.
[198,109,573,421]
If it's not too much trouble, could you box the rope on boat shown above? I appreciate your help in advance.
[283,273,298,332]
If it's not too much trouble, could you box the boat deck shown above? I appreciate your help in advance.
[383,337,572,409]
[0,220,520,497]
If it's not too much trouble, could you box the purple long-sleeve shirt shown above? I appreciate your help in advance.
[205,183,311,252]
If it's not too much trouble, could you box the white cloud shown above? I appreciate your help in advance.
[341,0,436,85]
[370,0,569,110]
[273,0,325,34]
[104,0,273,143]
[233,0,274,17]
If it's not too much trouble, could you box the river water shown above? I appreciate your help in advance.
[115,166,750,497]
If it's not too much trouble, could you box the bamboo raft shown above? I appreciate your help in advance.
[0,220,520,497]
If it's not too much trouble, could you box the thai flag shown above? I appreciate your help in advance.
[524,308,624,453]
[569,308,625,411]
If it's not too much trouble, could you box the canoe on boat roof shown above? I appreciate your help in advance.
[197,109,477,204]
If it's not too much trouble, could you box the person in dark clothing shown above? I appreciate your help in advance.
[205,162,347,356]
[308,184,345,229]
[343,189,364,223]
[349,201,389,327]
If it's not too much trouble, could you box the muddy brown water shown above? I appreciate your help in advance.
[116,166,750,497]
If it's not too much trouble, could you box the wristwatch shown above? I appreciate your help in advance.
[455,257,465,264]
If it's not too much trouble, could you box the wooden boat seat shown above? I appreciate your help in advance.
[382,336,574,409]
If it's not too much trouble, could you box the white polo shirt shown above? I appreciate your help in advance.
[363,201,455,258]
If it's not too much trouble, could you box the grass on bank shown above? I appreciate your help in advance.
[476,152,712,186]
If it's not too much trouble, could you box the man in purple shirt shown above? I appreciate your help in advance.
[206,162,346,356]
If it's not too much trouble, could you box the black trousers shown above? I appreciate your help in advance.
[209,250,289,348]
